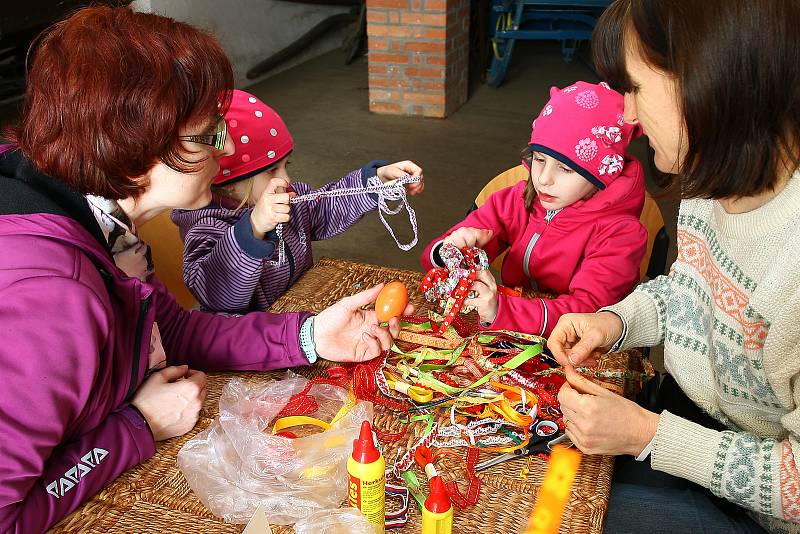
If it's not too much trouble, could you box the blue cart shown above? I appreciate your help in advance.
[487,0,612,88]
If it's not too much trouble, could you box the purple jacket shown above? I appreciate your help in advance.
[0,150,312,533]
[170,162,383,313]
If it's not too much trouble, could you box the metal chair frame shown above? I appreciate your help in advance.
[487,0,611,87]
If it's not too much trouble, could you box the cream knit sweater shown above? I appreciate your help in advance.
[607,171,800,532]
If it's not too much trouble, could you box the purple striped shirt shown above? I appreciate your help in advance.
[171,163,381,312]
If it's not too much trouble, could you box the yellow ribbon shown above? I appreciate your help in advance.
[270,394,360,479]
[397,329,463,349]
[489,399,534,428]
[491,381,538,409]
[272,416,331,434]
[330,391,358,426]
[384,371,434,403]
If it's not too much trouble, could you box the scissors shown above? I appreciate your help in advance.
[474,419,570,472]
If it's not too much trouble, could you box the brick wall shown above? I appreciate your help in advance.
[366,0,470,118]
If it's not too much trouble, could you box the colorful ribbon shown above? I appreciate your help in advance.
[420,244,489,333]
[385,482,411,529]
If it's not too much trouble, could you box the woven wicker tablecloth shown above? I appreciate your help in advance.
[51,258,635,534]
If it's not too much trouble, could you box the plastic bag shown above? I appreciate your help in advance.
[177,373,373,524]
[293,507,377,534]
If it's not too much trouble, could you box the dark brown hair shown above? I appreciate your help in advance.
[593,0,800,199]
[7,6,234,199]
[521,146,537,211]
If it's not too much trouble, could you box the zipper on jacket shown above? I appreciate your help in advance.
[522,209,561,287]
[285,240,295,291]
[126,296,151,400]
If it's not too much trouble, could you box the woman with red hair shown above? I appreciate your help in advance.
[0,7,407,532]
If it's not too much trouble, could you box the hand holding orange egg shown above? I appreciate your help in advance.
[375,281,408,322]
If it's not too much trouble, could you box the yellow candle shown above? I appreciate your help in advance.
[525,446,581,534]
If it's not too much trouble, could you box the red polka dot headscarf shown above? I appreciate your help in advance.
[525,81,640,190]
[212,89,294,186]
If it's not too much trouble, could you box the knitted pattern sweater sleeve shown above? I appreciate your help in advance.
[606,173,800,531]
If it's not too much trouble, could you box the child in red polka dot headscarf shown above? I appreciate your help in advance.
[421,81,647,338]
[172,89,424,313]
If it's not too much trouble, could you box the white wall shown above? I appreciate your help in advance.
[131,0,351,87]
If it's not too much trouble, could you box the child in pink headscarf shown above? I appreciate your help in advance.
[172,89,423,313]
[422,81,647,337]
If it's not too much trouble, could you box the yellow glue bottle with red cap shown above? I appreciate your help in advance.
[422,475,453,534]
[347,420,385,533]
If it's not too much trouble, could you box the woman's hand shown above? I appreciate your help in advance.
[114,242,150,280]
[250,177,292,238]
[464,269,499,324]
[443,227,494,249]
[547,311,624,366]
[131,365,207,441]
[377,160,424,195]
[314,284,414,362]
[558,366,659,456]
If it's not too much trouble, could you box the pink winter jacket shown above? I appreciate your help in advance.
[421,157,647,337]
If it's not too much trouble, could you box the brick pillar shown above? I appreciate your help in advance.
[366,0,469,118]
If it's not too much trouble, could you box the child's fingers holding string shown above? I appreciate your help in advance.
[464,278,490,307]
[266,177,290,194]
[407,178,424,195]
[266,192,292,207]
[270,202,291,215]
[393,160,422,177]
[396,160,423,195]
[473,269,497,290]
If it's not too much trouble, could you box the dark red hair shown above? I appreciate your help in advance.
[7,6,234,199]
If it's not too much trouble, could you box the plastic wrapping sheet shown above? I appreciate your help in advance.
[178,374,373,524]
[293,507,376,534]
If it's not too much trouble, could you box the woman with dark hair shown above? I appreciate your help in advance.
[0,7,409,532]
[549,0,800,532]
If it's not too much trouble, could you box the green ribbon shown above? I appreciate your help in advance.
[410,413,435,436]
[399,342,544,397]
[499,426,523,445]
[391,326,545,400]
[401,470,426,511]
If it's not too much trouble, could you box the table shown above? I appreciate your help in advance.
[52,258,636,533]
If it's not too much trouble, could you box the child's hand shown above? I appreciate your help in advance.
[114,242,150,280]
[443,227,494,249]
[250,177,292,239]
[377,160,424,195]
[464,270,499,324]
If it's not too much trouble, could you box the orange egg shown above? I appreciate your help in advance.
[375,281,408,322]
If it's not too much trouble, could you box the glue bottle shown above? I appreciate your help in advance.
[422,475,453,534]
[347,420,385,533]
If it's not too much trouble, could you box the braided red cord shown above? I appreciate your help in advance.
[444,447,482,509]
[375,425,408,444]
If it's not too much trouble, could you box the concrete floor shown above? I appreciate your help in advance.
[245,40,679,273]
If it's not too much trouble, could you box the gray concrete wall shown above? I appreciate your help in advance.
[131,0,351,87]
